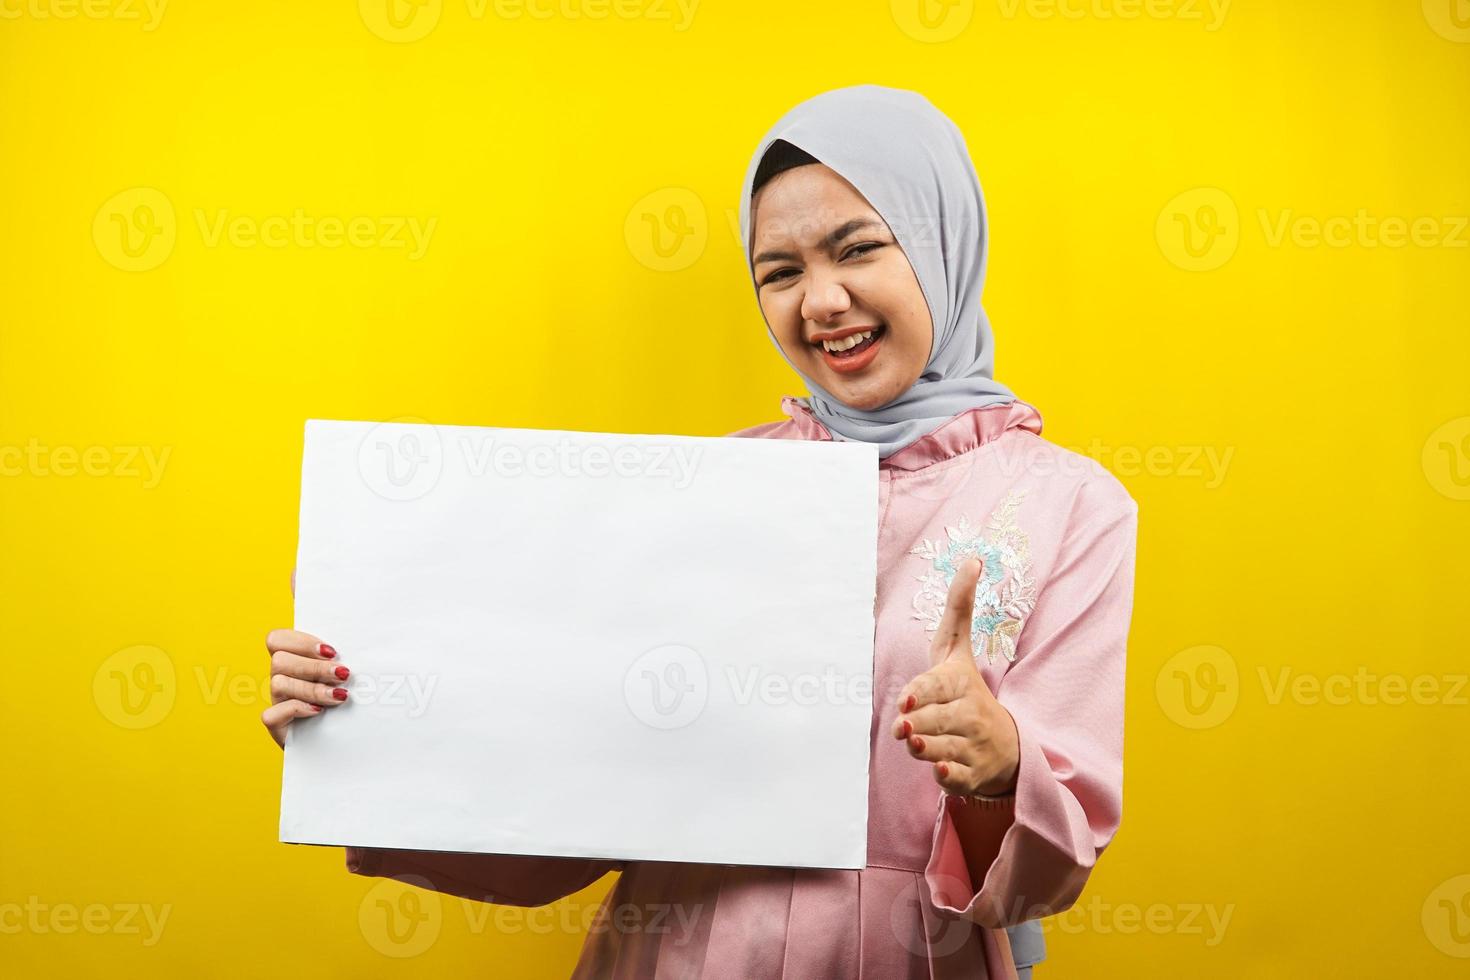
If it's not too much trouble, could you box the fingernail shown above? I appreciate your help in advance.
[334,665,350,681]
[938,762,949,779]
[319,643,337,659]
[903,695,916,712]
[910,735,925,752]
[331,688,348,701]
[901,719,912,738]
[310,704,323,713]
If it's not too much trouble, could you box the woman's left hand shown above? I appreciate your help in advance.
[892,557,1021,798]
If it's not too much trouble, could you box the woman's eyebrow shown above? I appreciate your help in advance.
[826,217,885,245]
[752,217,885,266]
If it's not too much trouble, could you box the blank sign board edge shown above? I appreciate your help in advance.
[281,418,878,871]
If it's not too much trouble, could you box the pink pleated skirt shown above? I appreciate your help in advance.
[569,861,1021,979]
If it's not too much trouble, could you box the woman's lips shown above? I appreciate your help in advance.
[817,325,885,375]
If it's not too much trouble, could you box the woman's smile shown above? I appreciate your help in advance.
[811,323,886,374]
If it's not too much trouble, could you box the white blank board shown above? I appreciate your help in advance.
[280,418,878,869]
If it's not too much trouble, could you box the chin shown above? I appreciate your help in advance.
[824,377,903,411]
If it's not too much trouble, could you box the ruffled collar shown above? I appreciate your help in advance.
[778,396,1044,471]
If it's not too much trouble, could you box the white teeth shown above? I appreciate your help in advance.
[822,329,875,353]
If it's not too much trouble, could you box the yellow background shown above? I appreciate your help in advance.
[3,0,1468,976]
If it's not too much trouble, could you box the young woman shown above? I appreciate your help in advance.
[262,85,1137,979]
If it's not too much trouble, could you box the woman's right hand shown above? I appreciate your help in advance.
[261,629,350,749]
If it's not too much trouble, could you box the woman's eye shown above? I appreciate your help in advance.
[759,244,882,286]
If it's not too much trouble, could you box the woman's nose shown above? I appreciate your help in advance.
[800,271,852,323]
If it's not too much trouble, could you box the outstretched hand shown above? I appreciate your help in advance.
[892,558,1021,798]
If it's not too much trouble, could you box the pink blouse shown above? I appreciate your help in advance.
[344,397,1138,979]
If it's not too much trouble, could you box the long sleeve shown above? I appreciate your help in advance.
[924,477,1138,928]
[345,846,622,907]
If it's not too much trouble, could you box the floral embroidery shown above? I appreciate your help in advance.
[909,489,1038,666]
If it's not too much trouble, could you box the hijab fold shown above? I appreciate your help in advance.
[738,85,1024,459]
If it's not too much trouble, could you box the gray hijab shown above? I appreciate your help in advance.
[738,84,1024,459]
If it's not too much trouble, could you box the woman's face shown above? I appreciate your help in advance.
[750,163,932,411]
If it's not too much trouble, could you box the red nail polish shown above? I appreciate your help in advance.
[901,720,912,738]
[310,704,323,712]
[910,735,924,752]
[938,762,949,779]
[903,695,915,712]
[319,643,337,659]
[335,666,350,680]
[331,688,348,701]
